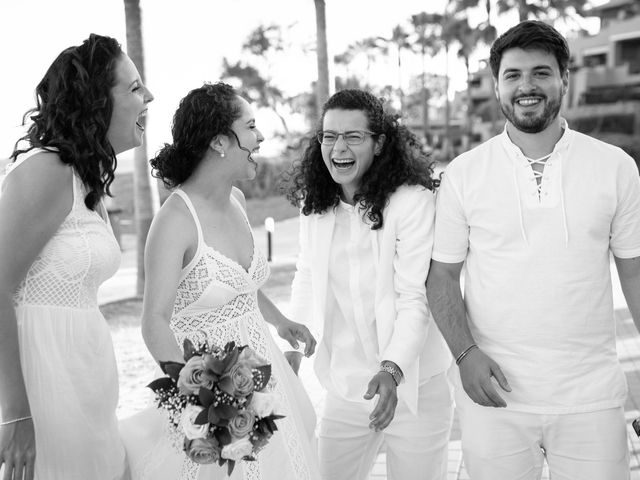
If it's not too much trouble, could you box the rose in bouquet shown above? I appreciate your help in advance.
[148,339,284,475]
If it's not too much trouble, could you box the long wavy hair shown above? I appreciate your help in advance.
[285,89,436,230]
[11,34,123,210]
[150,82,243,189]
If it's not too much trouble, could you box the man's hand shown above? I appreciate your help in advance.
[0,419,36,480]
[363,372,398,431]
[276,319,317,357]
[459,347,511,408]
[284,351,303,376]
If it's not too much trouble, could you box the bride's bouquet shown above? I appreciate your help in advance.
[149,339,284,475]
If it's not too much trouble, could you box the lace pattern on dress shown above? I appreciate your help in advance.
[12,171,120,309]
[166,190,311,480]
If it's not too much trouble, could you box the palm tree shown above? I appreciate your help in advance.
[408,11,457,158]
[378,26,411,115]
[123,0,157,296]
[411,12,442,142]
[457,0,589,23]
[314,0,330,109]
[447,12,497,148]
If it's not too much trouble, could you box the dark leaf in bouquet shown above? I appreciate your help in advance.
[147,376,176,393]
[244,455,256,461]
[221,347,240,373]
[227,459,236,476]
[183,339,198,362]
[269,414,285,420]
[203,355,226,376]
[214,426,232,446]
[215,403,238,420]
[252,365,271,391]
[265,417,278,434]
[218,375,235,396]
[198,386,215,408]
[159,361,185,381]
[255,421,266,436]
[194,408,209,426]
[223,341,237,353]
[208,405,221,425]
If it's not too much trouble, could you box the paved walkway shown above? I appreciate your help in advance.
[100,217,640,479]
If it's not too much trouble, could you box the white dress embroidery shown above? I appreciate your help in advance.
[4,148,125,480]
[121,189,320,480]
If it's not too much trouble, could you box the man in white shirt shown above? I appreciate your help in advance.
[426,20,640,479]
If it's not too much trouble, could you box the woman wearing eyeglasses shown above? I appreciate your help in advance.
[284,89,453,480]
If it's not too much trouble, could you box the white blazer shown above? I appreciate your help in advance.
[290,185,451,415]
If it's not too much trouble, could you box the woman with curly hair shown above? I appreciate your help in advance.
[285,89,453,480]
[120,82,320,480]
[0,34,153,479]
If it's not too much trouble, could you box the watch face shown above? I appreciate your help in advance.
[634,418,640,437]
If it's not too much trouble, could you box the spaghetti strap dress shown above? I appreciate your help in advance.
[120,189,320,480]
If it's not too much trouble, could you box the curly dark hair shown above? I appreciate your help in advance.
[11,34,123,210]
[489,20,570,78]
[151,82,242,188]
[284,89,436,230]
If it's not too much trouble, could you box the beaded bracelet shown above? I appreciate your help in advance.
[455,344,478,366]
[0,415,32,426]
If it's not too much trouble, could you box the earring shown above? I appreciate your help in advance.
[220,150,225,158]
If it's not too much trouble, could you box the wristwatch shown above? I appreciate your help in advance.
[379,361,403,386]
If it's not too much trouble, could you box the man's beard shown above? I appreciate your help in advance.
[500,94,563,134]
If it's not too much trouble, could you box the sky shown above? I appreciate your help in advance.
[0,0,603,161]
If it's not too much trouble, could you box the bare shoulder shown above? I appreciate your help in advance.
[147,193,197,251]
[2,151,72,210]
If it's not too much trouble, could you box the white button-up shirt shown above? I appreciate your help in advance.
[325,200,379,402]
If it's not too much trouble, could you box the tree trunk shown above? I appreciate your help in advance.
[444,43,452,160]
[314,0,330,110]
[464,56,473,151]
[421,44,429,144]
[397,47,404,116]
[519,0,528,21]
[123,0,157,296]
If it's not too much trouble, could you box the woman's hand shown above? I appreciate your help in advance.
[0,418,35,480]
[276,319,317,358]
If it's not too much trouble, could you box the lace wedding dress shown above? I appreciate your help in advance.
[120,189,320,480]
[3,149,126,479]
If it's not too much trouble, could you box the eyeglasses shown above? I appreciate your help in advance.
[316,130,377,146]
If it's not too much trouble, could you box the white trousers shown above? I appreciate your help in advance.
[456,390,630,480]
[318,372,453,480]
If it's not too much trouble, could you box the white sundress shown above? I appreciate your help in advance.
[121,189,321,480]
[3,148,125,479]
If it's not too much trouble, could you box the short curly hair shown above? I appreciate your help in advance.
[151,82,242,188]
[489,20,570,78]
[284,89,436,230]
[11,34,123,210]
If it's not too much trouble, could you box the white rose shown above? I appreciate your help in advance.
[221,437,254,461]
[180,405,209,440]
[249,391,280,418]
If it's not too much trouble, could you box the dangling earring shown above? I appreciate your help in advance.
[220,151,225,158]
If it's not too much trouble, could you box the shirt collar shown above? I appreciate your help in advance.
[499,118,574,160]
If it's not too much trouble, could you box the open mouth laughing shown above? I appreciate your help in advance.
[136,109,147,131]
[332,158,355,170]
